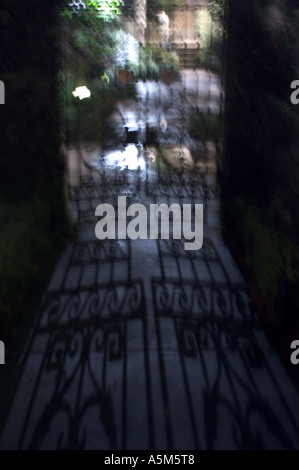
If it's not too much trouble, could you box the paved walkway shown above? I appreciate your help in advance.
[1,71,299,449]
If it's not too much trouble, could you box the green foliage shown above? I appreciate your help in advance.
[224,197,299,321]
[137,46,160,79]
[157,48,181,72]
[0,198,70,334]
[61,5,119,77]
[64,1,122,21]
[189,109,221,143]
[132,44,180,80]
[196,9,214,47]
[60,1,128,144]
[208,0,226,26]
[195,6,223,72]
[88,0,122,20]
[78,78,120,140]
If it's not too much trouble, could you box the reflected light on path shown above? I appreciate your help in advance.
[103,144,146,171]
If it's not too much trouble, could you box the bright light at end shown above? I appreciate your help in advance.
[72,86,91,100]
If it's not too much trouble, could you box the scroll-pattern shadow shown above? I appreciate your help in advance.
[151,237,299,449]
[10,238,152,450]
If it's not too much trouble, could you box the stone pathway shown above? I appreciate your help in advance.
[1,71,299,450]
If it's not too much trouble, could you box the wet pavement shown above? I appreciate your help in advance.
[1,70,299,450]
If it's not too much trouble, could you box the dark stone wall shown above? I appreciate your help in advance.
[0,1,69,333]
[0,1,65,202]
[221,0,299,335]
[223,0,299,202]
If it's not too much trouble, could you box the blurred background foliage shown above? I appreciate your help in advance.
[60,0,125,142]
[195,7,223,73]
[134,44,180,79]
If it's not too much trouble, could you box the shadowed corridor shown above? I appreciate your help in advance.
[1,69,299,450]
